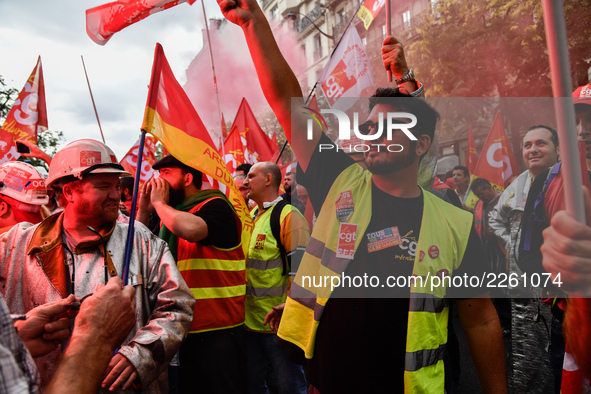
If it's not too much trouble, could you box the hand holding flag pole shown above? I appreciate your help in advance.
[386,0,392,82]
[542,0,587,296]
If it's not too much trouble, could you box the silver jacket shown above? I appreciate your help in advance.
[488,169,532,279]
[0,214,195,393]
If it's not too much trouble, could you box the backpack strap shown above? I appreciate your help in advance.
[271,199,289,276]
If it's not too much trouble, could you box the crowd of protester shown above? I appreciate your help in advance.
[2,0,591,392]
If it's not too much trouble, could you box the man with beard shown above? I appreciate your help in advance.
[0,139,195,393]
[139,155,248,394]
[215,0,507,391]
[281,171,305,214]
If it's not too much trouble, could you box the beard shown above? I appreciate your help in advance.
[168,186,186,207]
[365,142,417,175]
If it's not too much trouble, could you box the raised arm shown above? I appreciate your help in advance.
[216,0,317,170]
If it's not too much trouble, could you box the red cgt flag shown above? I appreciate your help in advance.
[0,56,47,164]
[223,98,278,173]
[141,43,252,252]
[466,125,478,174]
[120,135,158,186]
[86,0,196,45]
[473,112,519,191]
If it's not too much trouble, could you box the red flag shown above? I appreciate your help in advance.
[221,113,229,140]
[318,27,374,111]
[223,127,245,174]
[357,0,386,30]
[0,57,47,164]
[120,135,158,186]
[467,125,478,174]
[86,0,196,45]
[223,98,278,173]
[473,113,519,190]
[280,160,297,181]
[142,43,253,253]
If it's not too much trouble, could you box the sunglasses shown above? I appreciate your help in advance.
[357,120,380,135]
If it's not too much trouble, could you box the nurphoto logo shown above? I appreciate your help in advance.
[303,107,417,153]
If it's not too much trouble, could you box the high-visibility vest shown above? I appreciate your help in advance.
[177,196,246,333]
[246,202,292,332]
[277,164,473,393]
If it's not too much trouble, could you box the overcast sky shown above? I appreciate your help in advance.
[0,0,226,159]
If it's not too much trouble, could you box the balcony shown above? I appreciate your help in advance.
[295,4,325,34]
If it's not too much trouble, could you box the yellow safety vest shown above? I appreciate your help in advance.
[277,164,473,393]
[246,202,292,332]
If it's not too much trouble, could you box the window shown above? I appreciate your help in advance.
[270,5,279,20]
[313,34,322,61]
[402,10,411,28]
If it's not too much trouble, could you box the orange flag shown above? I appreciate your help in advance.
[466,125,478,174]
[0,56,47,164]
[473,112,519,190]
[141,43,253,252]
[120,135,158,186]
[223,98,278,173]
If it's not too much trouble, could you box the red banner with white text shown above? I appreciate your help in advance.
[86,0,196,45]
[0,56,47,165]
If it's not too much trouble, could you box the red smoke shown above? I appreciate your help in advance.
[183,19,306,142]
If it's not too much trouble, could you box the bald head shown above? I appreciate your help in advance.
[257,162,282,190]
[245,162,282,206]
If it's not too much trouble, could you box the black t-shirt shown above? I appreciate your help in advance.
[298,134,486,392]
[194,198,240,249]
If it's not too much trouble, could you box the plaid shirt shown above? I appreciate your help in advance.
[0,296,39,394]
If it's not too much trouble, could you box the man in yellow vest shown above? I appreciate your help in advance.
[216,1,506,392]
[139,155,247,393]
[243,161,310,394]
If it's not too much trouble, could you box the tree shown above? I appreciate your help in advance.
[0,75,18,120]
[405,0,591,97]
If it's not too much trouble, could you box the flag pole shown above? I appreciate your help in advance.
[542,0,585,221]
[122,129,147,285]
[81,55,106,144]
[386,0,392,82]
[275,140,288,164]
[306,1,365,100]
[200,0,226,161]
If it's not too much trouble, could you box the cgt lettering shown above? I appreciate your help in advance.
[340,231,356,243]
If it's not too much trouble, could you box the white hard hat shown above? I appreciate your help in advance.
[0,161,49,206]
[47,139,132,189]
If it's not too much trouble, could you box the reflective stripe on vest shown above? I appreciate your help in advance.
[277,164,472,393]
[177,196,246,334]
[245,202,292,332]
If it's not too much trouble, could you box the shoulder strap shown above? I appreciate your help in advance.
[271,199,289,276]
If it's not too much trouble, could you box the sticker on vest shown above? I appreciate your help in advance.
[419,250,425,262]
[336,223,357,259]
[428,245,440,259]
[254,234,266,250]
[335,190,354,222]
[366,226,402,253]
